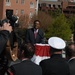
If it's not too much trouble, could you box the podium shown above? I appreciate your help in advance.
[31,44,50,65]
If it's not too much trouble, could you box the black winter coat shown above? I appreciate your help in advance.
[40,54,70,75]
[0,30,10,54]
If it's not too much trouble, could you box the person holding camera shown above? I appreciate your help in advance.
[0,19,12,54]
[0,19,12,75]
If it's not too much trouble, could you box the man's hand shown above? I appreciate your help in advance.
[2,22,12,33]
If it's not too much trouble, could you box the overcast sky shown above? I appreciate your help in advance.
[41,0,75,2]
[42,0,58,1]
[50,0,57,1]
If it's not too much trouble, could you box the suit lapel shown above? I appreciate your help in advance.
[31,28,35,39]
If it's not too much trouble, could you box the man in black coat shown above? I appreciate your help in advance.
[0,19,12,54]
[40,37,70,75]
[0,19,12,75]
[25,20,44,44]
[66,42,75,75]
[10,43,42,75]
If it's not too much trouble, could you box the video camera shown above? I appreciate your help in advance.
[0,10,20,50]
[6,9,19,28]
[0,9,19,28]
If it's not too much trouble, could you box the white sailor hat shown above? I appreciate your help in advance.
[48,37,66,49]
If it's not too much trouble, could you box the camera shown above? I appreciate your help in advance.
[0,16,18,28]
[6,9,18,27]
[0,9,19,28]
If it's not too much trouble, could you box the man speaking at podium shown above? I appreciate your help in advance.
[25,20,44,44]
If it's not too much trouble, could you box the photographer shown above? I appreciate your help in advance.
[6,11,21,49]
[0,19,12,75]
[0,19,12,54]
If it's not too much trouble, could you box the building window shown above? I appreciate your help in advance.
[16,9,18,15]
[58,5,60,8]
[53,5,56,9]
[6,0,11,6]
[6,0,10,2]
[30,2,34,8]
[29,11,33,18]
[49,4,51,8]
[21,10,24,14]
[41,3,46,7]
[16,0,18,3]
[21,0,25,4]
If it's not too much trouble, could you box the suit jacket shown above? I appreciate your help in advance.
[68,58,75,75]
[10,60,42,75]
[40,54,70,75]
[25,28,44,44]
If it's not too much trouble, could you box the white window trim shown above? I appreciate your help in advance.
[30,2,34,8]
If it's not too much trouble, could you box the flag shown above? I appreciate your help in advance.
[31,44,50,65]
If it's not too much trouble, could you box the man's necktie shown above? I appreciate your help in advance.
[34,29,38,39]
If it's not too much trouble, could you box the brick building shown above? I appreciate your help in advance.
[39,0,75,16]
[39,0,61,9]
[39,0,62,12]
[62,0,75,16]
[0,0,37,19]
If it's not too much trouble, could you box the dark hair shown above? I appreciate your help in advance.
[51,47,62,52]
[65,42,75,58]
[0,18,9,26]
[21,43,35,59]
[33,20,41,28]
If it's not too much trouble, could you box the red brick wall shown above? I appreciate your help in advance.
[0,0,4,19]
[1,0,36,19]
[62,1,68,9]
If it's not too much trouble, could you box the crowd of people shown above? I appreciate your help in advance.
[0,18,75,75]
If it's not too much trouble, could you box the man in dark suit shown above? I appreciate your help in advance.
[66,42,75,75]
[40,37,70,75]
[10,43,42,75]
[25,20,44,44]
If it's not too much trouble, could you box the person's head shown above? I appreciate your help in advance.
[65,42,75,59]
[48,37,66,55]
[21,43,35,59]
[0,19,9,31]
[0,18,12,33]
[33,20,41,29]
